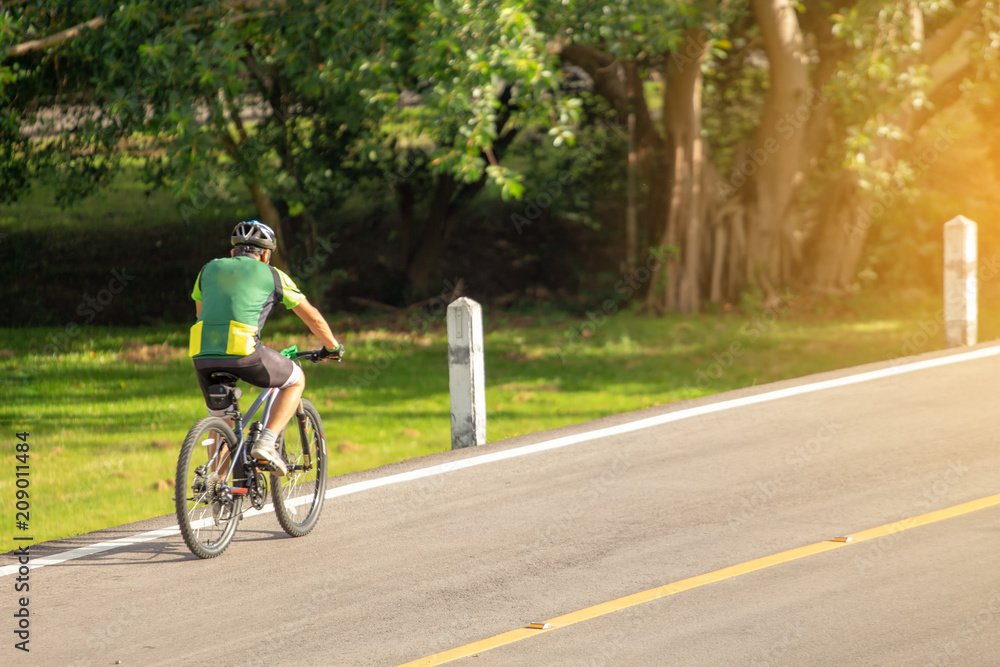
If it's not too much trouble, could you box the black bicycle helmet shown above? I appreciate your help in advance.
[231,220,277,250]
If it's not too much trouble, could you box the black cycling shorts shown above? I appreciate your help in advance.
[193,346,296,406]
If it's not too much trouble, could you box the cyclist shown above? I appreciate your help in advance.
[189,220,342,475]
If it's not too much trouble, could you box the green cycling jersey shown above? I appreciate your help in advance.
[189,256,304,358]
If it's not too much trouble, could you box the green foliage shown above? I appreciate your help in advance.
[541,0,723,62]
[701,4,767,175]
[868,106,1000,289]
[828,2,997,195]
[969,1,1000,170]
[3,1,581,227]
[5,0,1000,302]
[342,0,581,212]
[0,1,130,204]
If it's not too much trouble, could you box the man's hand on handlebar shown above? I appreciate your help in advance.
[319,343,345,362]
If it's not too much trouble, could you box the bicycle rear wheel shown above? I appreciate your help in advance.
[175,417,243,558]
[272,398,328,537]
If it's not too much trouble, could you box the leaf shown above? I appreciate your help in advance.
[505,180,524,200]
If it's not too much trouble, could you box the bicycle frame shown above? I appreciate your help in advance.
[206,386,280,496]
[230,386,278,446]
[217,383,313,484]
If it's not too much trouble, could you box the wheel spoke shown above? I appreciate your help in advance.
[176,418,242,558]
[272,399,328,537]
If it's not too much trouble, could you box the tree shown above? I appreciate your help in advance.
[550,0,999,308]
[545,0,741,313]
[705,0,996,300]
[8,0,997,309]
[647,26,711,314]
[346,1,578,299]
[4,1,577,300]
[800,0,995,293]
[0,2,129,206]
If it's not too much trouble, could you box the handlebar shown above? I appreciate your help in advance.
[283,345,344,363]
[298,348,330,363]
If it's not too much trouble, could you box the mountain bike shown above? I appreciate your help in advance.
[175,346,335,559]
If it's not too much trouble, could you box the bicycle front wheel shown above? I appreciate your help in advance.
[272,398,328,537]
[175,417,243,558]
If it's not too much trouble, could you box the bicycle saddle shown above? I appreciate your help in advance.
[209,372,240,385]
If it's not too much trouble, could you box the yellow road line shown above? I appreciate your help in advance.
[399,493,1000,666]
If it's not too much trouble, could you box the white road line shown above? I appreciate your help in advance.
[4,344,999,576]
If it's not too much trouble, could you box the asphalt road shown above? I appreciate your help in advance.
[4,345,999,666]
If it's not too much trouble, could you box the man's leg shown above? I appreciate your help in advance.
[265,371,305,437]
[250,359,305,476]
[194,365,236,476]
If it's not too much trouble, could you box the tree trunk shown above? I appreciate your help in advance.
[645,29,709,315]
[404,174,457,299]
[801,1,982,293]
[710,223,728,304]
[396,181,415,273]
[748,0,810,302]
[559,47,667,277]
[803,178,865,292]
[247,180,290,272]
[625,61,639,273]
[728,205,747,301]
[397,87,518,302]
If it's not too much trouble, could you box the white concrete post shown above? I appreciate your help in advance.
[944,215,977,347]
[447,297,486,448]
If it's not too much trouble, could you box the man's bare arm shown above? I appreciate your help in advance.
[196,302,202,318]
[292,299,339,350]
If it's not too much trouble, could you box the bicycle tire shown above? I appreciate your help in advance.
[272,398,328,537]
[175,417,243,558]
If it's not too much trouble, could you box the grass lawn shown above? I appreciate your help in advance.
[2,285,997,552]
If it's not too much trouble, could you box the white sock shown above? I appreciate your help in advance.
[257,428,278,448]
